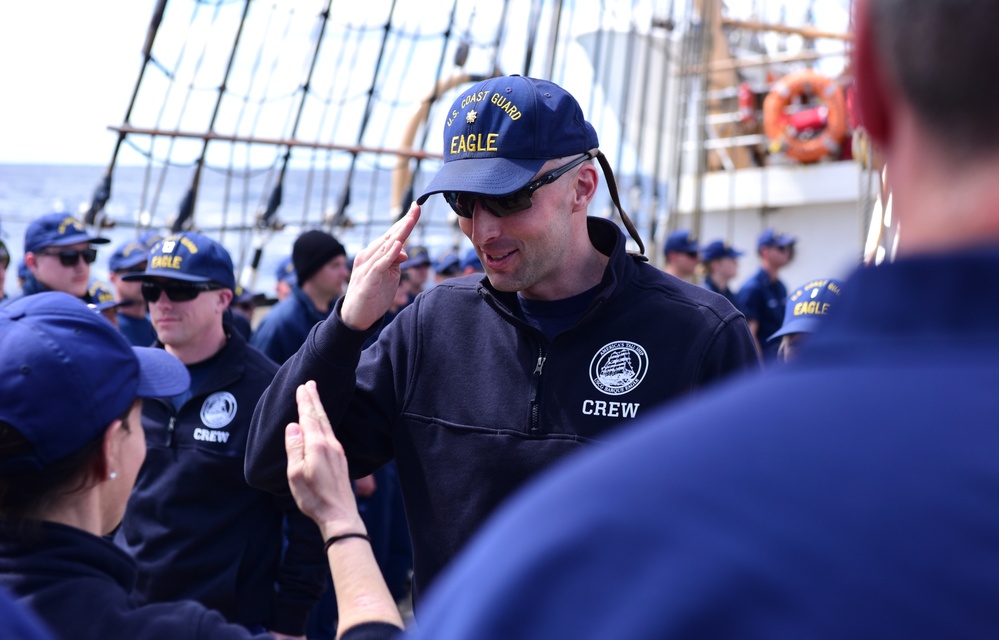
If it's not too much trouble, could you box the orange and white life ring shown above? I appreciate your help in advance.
[763,70,848,163]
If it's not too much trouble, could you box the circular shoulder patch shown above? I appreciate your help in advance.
[589,341,649,396]
[200,391,238,428]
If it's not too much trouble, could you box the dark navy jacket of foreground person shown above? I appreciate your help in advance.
[0,584,52,640]
[115,327,324,634]
[247,217,759,602]
[402,248,999,639]
[0,522,271,640]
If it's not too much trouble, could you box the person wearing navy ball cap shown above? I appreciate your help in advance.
[247,74,758,617]
[701,239,745,309]
[113,232,325,637]
[13,212,109,304]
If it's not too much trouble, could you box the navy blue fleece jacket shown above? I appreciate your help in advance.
[246,217,759,602]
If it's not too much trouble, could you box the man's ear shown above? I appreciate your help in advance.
[25,252,38,273]
[572,162,599,212]
[217,288,234,312]
[853,0,894,146]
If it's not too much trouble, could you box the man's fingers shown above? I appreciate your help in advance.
[350,203,421,280]
[299,381,329,425]
[373,203,420,261]
[296,381,343,456]
[294,383,324,443]
[285,422,305,474]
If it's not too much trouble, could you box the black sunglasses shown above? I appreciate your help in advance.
[141,281,223,303]
[443,152,592,218]
[40,248,98,267]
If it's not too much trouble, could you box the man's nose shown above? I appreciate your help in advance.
[468,201,502,244]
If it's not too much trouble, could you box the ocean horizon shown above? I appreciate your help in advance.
[0,163,470,297]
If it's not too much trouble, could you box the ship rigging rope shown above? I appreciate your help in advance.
[353,3,422,243]
[323,20,376,229]
[142,0,209,228]
[647,0,677,253]
[490,0,512,74]
[522,0,544,75]
[541,0,564,79]
[96,0,674,291]
[397,0,469,228]
[173,0,253,235]
[585,2,605,120]
[86,0,168,229]
[329,0,401,233]
[663,0,698,250]
[244,0,335,288]
[553,0,578,81]
[613,10,638,207]
[303,10,361,230]
[223,1,282,268]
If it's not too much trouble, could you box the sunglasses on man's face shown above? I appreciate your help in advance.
[443,152,592,219]
[39,248,98,267]
[141,281,223,303]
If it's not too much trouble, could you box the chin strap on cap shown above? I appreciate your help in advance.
[593,150,647,261]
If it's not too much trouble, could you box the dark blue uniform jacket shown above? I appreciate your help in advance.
[115,329,324,635]
[703,276,742,312]
[250,284,331,364]
[0,522,271,640]
[246,217,759,602]
[117,312,155,347]
[737,267,787,361]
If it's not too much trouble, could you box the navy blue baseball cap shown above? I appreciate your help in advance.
[401,246,431,270]
[461,247,483,272]
[87,279,116,307]
[758,228,797,251]
[702,240,744,262]
[86,278,137,313]
[434,251,461,276]
[232,284,268,307]
[138,230,163,246]
[24,213,110,253]
[108,238,152,272]
[769,278,844,341]
[417,75,599,201]
[275,256,296,283]
[122,232,236,290]
[664,230,700,255]
[0,292,189,473]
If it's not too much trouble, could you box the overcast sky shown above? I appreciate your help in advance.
[0,1,156,165]
[0,0,848,167]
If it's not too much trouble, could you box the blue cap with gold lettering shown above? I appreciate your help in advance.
[122,231,236,290]
[417,75,599,201]
[24,212,110,253]
[109,238,152,272]
[769,278,844,341]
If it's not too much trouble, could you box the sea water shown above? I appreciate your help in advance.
[0,163,468,298]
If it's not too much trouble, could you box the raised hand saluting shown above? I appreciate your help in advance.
[340,203,421,331]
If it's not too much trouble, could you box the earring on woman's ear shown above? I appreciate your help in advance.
[109,472,118,480]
